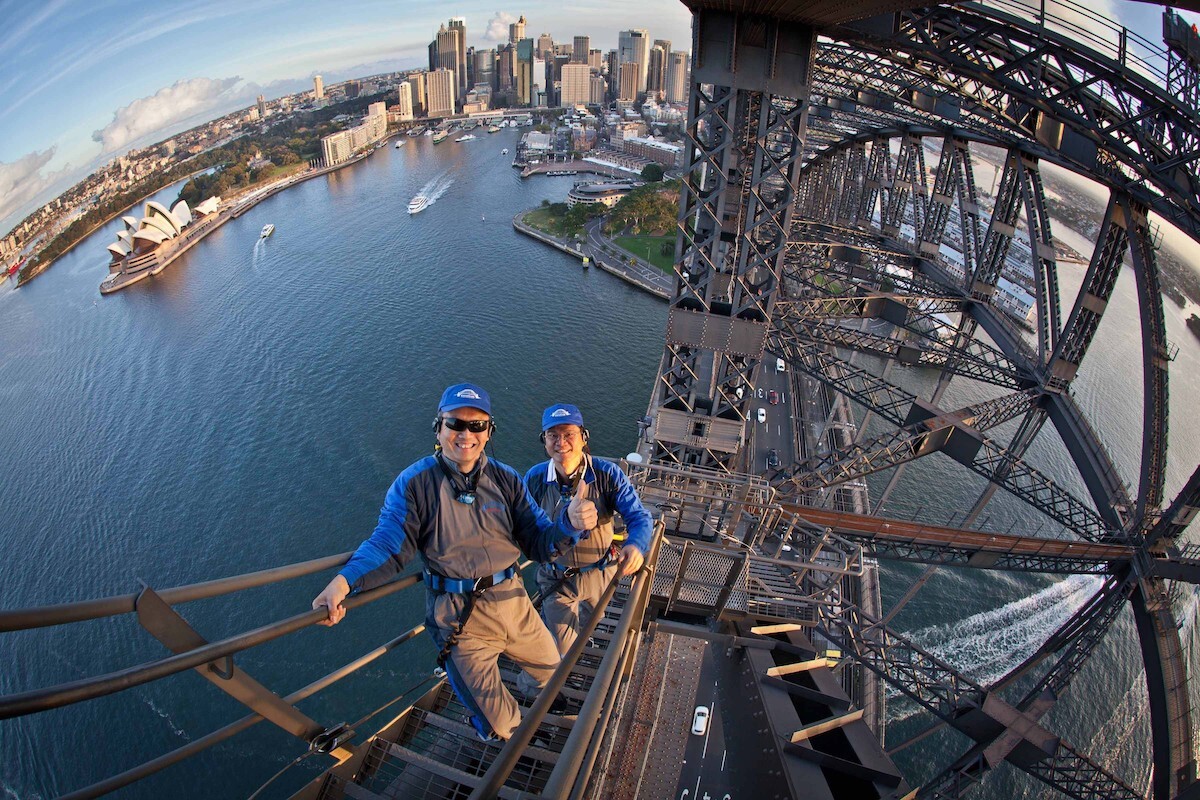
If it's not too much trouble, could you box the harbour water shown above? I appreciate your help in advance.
[1,128,1198,798]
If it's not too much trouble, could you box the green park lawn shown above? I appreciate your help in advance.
[613,235,676,274]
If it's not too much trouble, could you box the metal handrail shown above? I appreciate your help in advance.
[0,550,353,632]
[0,572,418,719]
[59,623,428,800]
[469,521,665,800]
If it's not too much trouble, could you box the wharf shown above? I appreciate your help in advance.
[520,159,631,179]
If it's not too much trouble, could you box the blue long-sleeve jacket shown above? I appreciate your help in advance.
[340,454,583,588]
[524,456,653,569]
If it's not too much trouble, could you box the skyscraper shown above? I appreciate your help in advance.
[426,68,457,117]
[433,24,463,93]
[618,62,638,102]
[396,82,414,121]
[407,72,427,115]
[256,94,267,118]
[560,62,591,106]
[474,48,496,91]
[448,17,468,94]
[666,51,689,104]
[313,75,324,100]
[572,36,590,64]
[516,37,535,107]
[648,39,671,95]
[509,15,525,44]
[589,49,603,71]
[537,33,554,60]
[618,29,650,93]
[497,44,515,92]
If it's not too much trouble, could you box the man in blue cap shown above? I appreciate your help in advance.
[312,383,598,741]
[524,403,653,655]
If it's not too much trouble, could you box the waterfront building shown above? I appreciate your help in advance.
[519,131,553,161]
[572,36,590,63]
[618,62,639,102]
[322,130,353,166]
[566,180,639,208]
[426,68,457,117]
[666,51,689,104]
[618,29,650,93]
[448,17,468,93]
[509,14,525,44]
[560,63,592,106]
[406,72,427,116]
[320,102,388,167]
[313,75,324,100]
[396,83,414,121]
[624,135,684,168]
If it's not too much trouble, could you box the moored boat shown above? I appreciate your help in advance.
[432,130,448,144]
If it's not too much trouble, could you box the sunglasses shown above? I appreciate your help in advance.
[441,417,491,433]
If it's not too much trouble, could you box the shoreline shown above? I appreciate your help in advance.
[512,211,672,300]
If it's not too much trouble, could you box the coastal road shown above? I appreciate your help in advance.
[584,218,672,292]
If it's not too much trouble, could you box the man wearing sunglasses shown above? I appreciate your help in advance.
[525,404,653,655]
[311,383,598,742]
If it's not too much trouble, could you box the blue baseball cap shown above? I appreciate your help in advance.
[542,403,584,431]
[439,383,492,415]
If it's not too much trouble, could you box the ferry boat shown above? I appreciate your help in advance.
[5,257,25,279]
[260,224,275,238]
[487,125,501,133]
[407,194,431,215]
[432,130,448,144]
[394,140,405,149]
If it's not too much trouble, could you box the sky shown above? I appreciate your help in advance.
[0,0,693,238]
[0,0,1195,240]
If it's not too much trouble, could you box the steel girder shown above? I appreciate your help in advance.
[650,12,812,471]
[779,390,1038,492]
[814,602,1144,800]
[769,335,1118,543]
[825,3,1200,243]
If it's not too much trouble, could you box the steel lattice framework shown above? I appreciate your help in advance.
[646,0,1200,798]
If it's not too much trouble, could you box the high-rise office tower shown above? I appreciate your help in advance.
[396,82,414,121]
[474,48,496,91]
[256,94,267,118]
[432,24,463,92]
[605,50,619,100]
[313,75,324,100]
[406,72,427,115]
[648,39,671,95]
[618,62,638,101]
[448,17,467,93]
[537,33,554,60]
[509,15,525,44]
[589,49,603,71]
[666,51,689,104]
[426,68,457,117]
[589,73,606,104]
[572,36,590,64]
[618,29,649,93]
[560,63,591,106]
[516,37,535,106]
[497,44,515,92]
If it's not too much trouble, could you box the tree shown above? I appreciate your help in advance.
[640,163,665,182]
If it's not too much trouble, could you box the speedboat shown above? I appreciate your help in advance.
[408,195,431,215]
[456,134,477,142]
[501,148,509,154]
[394,140,404,149]
[260,224,275,238]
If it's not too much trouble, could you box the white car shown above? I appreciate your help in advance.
[691,705,710,735]
[757,407,767,424]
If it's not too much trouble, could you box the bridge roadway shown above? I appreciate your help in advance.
[779,503,1134,573]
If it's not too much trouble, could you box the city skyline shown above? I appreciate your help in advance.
[0,0,692,239]
[0,0,1192,241]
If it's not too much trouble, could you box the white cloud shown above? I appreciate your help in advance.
[91,76,243,154]
[0,148,64,229]
[484,11,516,42]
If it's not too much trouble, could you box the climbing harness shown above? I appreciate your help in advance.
[426,564,519,667]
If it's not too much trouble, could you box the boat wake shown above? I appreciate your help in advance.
[416,170,455,208]
[884,574,1104,722]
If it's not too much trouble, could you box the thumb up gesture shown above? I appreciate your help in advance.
[568,478,598,532]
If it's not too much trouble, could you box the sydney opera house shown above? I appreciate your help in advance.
[100,196,222,294]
